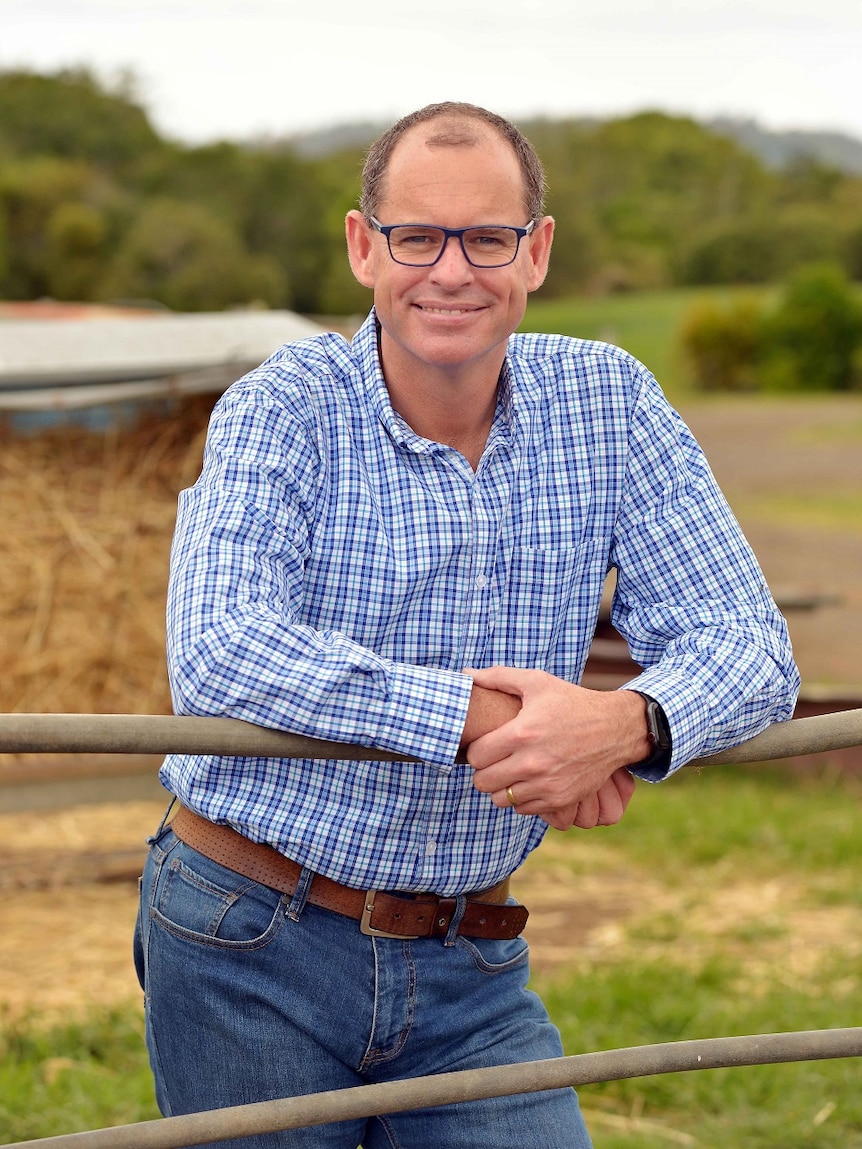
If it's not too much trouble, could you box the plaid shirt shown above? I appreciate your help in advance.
[161,309,799,894]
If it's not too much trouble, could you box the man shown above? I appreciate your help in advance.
[135,102,799,1147]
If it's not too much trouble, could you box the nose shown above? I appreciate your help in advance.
[430,235,474,283]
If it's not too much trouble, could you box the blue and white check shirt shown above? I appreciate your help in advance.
[162,309,799,895]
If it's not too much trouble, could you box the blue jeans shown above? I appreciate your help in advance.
[134,820,591,1148]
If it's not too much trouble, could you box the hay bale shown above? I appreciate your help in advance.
[0,396,213,744]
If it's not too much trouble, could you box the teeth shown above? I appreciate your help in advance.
[421,306,472,315]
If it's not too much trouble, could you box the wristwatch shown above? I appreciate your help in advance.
[628,691,672,772]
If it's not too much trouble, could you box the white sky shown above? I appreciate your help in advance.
[4,0,862,145]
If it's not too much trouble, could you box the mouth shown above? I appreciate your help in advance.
[415,304,483,316]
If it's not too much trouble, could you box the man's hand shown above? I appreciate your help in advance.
[463,667,647,831]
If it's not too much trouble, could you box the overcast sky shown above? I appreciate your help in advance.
[5,0,862,145]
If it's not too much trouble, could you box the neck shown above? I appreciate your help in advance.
[379,334,503,470]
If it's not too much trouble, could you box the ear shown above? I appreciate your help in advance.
[524,215,555,293]
[345,210,377,289]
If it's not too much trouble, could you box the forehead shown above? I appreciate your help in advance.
[379,122,527,221]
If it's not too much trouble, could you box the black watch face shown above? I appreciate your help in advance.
[647,700,671,751]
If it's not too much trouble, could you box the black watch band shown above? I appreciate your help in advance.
[628,691,672,772]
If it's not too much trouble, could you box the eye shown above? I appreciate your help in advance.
[391,228,442,249]
[474,231,506,247]
[459,228,522,266]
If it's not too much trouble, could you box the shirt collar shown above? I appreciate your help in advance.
[351,308,521,454]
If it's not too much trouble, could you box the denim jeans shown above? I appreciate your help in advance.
[134,820,592,1148]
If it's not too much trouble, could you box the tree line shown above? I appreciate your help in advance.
[1,68,861,316]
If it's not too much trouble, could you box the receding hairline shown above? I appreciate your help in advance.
[414,116,498,150]
[358,102,547,220]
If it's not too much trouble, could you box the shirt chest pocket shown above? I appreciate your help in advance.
[488,539,609,672]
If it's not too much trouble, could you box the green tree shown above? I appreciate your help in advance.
[45,200,108,300]
[757,263,862,392]
[0,68,162,171]
[679,295,765,391]
[680,217,781,284]
[135,141,347,313]
[100,198,286,312]
[0,156,100,297]
[528,112,775,293]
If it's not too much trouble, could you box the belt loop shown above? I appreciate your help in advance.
[148,796,177,845]
[286,866,314,922]
[443,895,468,946]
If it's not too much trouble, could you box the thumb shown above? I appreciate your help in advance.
[467,665,534,698]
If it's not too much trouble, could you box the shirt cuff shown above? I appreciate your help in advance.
[620,670,713,780]
[371,663,475,770]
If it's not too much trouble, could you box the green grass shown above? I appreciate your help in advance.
[523,282,862,406]
[734,491,862,533]
[4,766,861,1146]
[548,952,862,1149]
[522,286,775,401]
[604,763,862,881]
[529,765,862,1147]
[0,1006,158,1143]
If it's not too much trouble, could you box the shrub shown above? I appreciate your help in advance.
[757,262,862,392]
[678,295,764,391]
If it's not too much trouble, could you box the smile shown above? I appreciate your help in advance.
[417,305,481,316]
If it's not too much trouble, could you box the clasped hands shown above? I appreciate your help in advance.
[462,667,646,831]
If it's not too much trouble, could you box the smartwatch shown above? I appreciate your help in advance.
[628,691,672,773]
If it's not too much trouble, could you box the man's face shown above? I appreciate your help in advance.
[346,126,553,383]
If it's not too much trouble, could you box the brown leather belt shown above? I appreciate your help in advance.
[169,804,528,941]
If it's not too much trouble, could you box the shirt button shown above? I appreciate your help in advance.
[475,574,488,589]
[425,840,437,854]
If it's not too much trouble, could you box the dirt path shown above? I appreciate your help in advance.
[680,394,862,689]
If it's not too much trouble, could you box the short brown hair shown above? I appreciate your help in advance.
[359,102,546,221]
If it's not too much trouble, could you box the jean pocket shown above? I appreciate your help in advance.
[152,849,289,951]
[454,933,530,975]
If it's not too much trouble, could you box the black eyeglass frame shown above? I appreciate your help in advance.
[368,216,537,268]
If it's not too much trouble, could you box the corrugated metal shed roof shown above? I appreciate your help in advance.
[0,306,325,411]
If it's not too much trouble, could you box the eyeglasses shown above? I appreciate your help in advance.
[369,217,536,268]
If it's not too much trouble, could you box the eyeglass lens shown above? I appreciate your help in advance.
[387,226,521,267]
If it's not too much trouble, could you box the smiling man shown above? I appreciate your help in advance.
[135,103,799,1148]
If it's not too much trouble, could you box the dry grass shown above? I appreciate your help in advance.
[0,397,213,721]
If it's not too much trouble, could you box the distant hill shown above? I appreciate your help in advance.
[285,113,862,175]
[705,117,862,174]
[286,121,384,158]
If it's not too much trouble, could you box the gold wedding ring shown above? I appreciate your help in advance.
[506,785,518,807]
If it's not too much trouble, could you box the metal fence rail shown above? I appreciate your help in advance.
[3,708,862,1149]
[1,706,861,764]
[4,1029,862,1149]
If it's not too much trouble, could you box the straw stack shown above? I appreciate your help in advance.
[0,397,213,729]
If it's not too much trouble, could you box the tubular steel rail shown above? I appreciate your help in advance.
[4,1030,862,1149]
[3,707,862,1149]
[1,706,861,764]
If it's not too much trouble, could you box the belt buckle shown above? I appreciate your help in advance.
[359,889,420,939]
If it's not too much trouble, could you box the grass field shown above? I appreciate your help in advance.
[535,764,862,1148]
[2,765,861,1147]
[521,285,776,400]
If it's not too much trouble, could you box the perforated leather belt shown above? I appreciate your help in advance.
[169,804,528,941]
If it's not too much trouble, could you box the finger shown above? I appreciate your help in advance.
[572,792,601,829]
[489,786,519,810]
[545,804,580,831]
[469,760,517,793]
[594,782,625,826]
[466,724,524,772]
[593,770,638,826]
[467,665,534,697]
[613,766,638,804]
